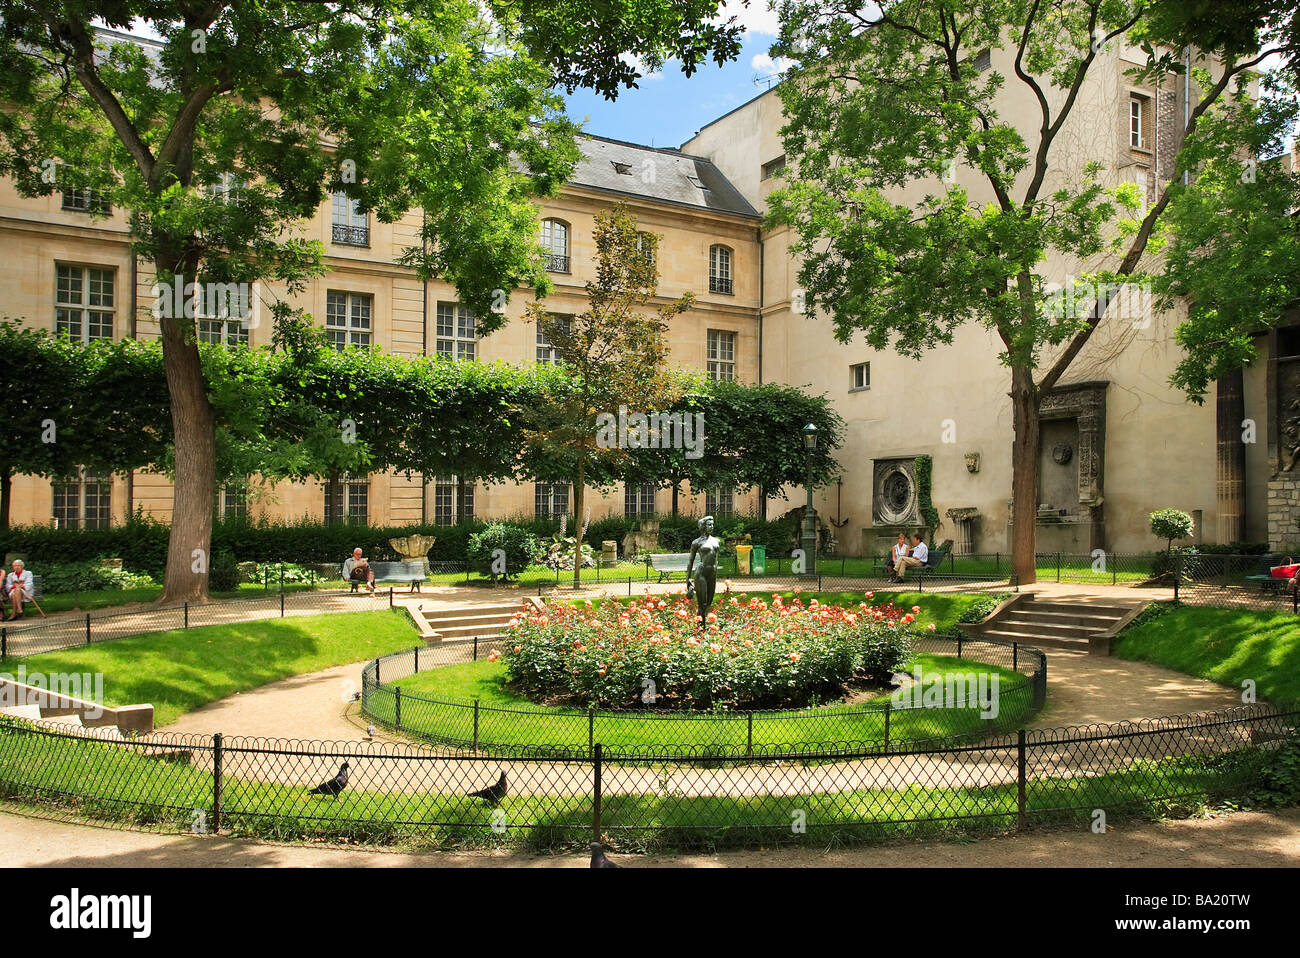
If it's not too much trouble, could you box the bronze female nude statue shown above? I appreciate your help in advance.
[685,515,720,623]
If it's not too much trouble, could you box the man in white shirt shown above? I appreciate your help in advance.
[896,534,929,582]
[4,559,34,620]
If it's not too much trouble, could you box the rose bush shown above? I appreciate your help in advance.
[499,592,919,709]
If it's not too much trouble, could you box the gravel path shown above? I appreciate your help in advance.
[3,806,1297,868]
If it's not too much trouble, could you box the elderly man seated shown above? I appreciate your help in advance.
[4,559,34,620]
[343,547,377,596]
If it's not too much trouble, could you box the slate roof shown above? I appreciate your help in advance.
[569,135,759,219]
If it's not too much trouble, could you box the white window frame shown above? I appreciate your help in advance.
[432,475,474,525]
[709,245,733,294]
[850,362,871,392]
[53,472,111,529]
[1129,96,1147,149]
[325,290,372,350]
[707,328,736,382]
[219,481,249,519]
[705,488,734,519]
[325,473,369,525]
[331,191,370,246]
[61,188,109,213]
[55,264,114,343]
[624,483,656,517]
[436,303,477,360]
[536,313,572,364]
[535,482,571,519]
[541,218,570,272]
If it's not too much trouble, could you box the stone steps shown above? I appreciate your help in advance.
[413,601,532,643]
[968,595,1141,654]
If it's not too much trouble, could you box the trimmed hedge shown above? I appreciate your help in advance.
[0,510,805,578]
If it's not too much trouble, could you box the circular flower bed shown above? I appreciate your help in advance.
[498,592,927,710]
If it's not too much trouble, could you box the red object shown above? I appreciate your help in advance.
[1270,563,1299,579]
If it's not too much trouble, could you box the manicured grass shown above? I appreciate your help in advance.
[386,652,1033,754]
[6,609,421,726]
[0,717,1260,849]
[1113,604,1300,706]
[33,580,324,615]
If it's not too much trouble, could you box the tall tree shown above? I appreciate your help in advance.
[767,0,1280,582]
[523,205,694,585]
[0,1,742,601]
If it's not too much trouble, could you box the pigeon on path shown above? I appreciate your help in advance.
[308,761,349,798]
[589,841,620,868]
[467,771,508,804]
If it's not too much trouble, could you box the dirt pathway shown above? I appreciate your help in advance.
[3,806,1296,867]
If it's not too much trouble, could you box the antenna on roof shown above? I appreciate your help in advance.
[753,72,780,89]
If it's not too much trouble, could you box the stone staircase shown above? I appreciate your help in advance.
[412,601,531,643]
[967,594,1145,655]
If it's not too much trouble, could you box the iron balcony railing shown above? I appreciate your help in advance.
[332,223,370,247]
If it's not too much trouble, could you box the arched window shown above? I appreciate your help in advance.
[709,244,733,294]
[541,218,570,272]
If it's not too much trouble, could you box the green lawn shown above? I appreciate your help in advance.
[33,580,325,615]
[7,609,421,726]
[1113,604,1300,707]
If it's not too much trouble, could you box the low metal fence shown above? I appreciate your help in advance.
[359,631,1047,760]
[0,705,1293,850]
[0,587,402,660]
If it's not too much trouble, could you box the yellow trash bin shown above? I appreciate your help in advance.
[736,544,753,575]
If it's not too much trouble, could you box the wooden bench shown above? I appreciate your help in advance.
[646,553,691,583]
[342,558,427,593]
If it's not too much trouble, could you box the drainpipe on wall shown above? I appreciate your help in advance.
[420,209,429,523]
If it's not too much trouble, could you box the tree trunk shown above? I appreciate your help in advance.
[0,468,10,531]
[671,481,679,517]
[158,313,216,603]
[572,461,585,589]
[1010,364,1040,585]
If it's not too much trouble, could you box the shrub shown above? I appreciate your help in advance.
[584,515,636,554]
[1149,508,1195,551]
[38,561,156,594]
[208,550,241,592]
[467,523,540,580]
[499,592,918,709]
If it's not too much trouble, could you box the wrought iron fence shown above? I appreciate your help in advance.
[0,587,401,660]
[1171,552,1300,613]
[1,705,1293,850]
[359,631,1047,760]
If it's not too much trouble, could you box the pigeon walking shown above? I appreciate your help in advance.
[589,841,620,869]
[309,761,349,798]
[467,771,508,804]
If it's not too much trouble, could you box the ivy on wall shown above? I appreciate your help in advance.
[914,455,941,531]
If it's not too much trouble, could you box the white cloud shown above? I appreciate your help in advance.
[751,53,794,74]
[719,0,781,38]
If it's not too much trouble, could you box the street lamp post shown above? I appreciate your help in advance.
[801,423,818,577]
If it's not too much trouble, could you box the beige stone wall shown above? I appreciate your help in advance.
[683,48,1264,556]
[0,171,761,530]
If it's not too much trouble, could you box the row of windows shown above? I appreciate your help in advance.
[47,475,737,528]
[539,217,735,295]
[46,263,741,377]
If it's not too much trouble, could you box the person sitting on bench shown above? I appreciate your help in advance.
[895,533,928,582]
[347,547,376,596]
[4,559,34,620]
[886,533,908,582]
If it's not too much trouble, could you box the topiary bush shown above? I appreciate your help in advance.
[467,523,540,581]
[1149,508,1195,551]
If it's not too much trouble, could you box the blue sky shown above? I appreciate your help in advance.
[561,1,787,149]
